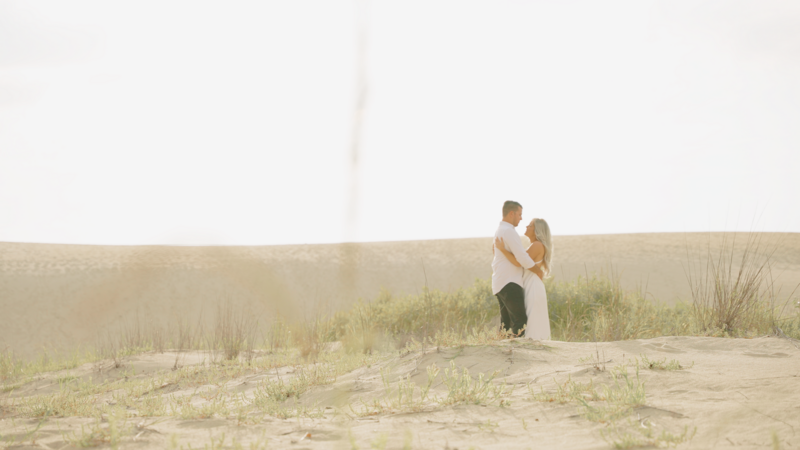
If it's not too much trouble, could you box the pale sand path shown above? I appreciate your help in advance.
[1,336,798,449]
[2,233,799,358]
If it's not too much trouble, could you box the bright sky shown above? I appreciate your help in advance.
[1,1,799,245]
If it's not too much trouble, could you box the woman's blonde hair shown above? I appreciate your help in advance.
[533,218,553,277]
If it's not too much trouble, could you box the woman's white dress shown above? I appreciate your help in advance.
[522,260,551,340]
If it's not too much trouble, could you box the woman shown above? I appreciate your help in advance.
[494,218,553,340]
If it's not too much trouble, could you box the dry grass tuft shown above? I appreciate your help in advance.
[210,301,259,362]
[686,232,800,337]
[292,317,335,359]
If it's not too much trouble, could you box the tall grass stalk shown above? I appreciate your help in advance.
[685,232,800,336]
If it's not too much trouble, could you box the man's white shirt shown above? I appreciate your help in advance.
[492,221,535,295]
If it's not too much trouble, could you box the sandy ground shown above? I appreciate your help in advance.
[2,232,800,358]
[1,336,798,449]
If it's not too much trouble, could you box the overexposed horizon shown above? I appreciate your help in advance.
[3,230,800,249]
[2,1,799,246]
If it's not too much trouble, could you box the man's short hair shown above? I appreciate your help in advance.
[503,200,522,217]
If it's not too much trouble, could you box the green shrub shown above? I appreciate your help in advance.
[327,280,496,345]
[545,273,699,341]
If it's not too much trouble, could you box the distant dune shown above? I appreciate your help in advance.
[2,232,799,358]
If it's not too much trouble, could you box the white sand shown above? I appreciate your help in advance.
[2,232,800,358]
[1,336,798,449]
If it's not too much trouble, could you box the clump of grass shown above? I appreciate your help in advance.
[97,316,178,367]
[211,301,259,362]
[529,362,696,447]
[636,354,692,371]
[15,383,99,418]
[68,407,128,448]
[136,393,167,417]
[253,364,335,405]
[579,365,646,423]
[602,421,696,449]
[529,363,695,447]
[528,377,602,404]
[530,364,645,423]
[172,395,232,420]
[685,232,800,339]
[439,360,510,406]
[120,316,168,354]
[353,364,440,416]
[1,347,95,386]
[292,317,335,359]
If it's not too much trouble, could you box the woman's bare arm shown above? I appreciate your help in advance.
[496,237,545,279]
[494,237,522,267]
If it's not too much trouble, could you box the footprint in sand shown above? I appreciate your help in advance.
[742,352,790,358]
[642,342,685,354]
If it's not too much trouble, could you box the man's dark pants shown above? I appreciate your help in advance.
[496,282,527,336]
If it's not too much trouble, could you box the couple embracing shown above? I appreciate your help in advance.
[492,200,553,340]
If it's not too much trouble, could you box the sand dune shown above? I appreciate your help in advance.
[2,232,800,358]
[2,233,799,449]
[1,336,798,449]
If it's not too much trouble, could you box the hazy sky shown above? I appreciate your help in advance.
[1,1,799,245]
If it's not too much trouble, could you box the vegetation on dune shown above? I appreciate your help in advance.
[2,263,798,387]
[328,281,497,343]
[1,235,798,449]
[321,268,799,345]
[315,231,800,345]
[0,348,95,387]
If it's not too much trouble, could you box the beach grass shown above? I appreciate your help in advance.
[318,270,799,347]
[2,265,798,392]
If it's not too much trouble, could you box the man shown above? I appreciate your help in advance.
[492,200,538,336]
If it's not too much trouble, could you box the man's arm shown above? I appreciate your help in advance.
[501,228,535,269]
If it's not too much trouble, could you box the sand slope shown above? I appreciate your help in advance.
[1,336,798,449]
[2,233,800,358]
